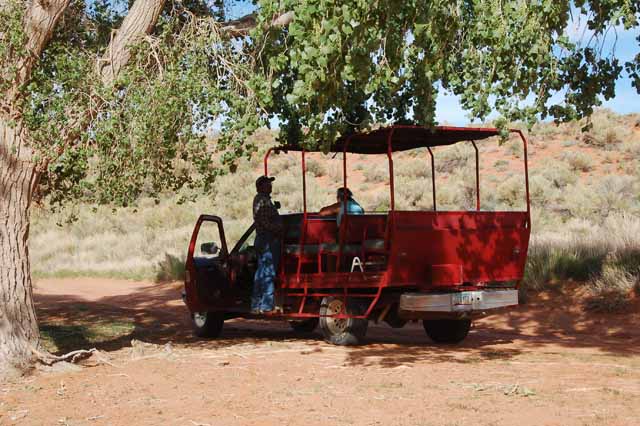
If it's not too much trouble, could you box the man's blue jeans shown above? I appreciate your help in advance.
[251,234,281,311]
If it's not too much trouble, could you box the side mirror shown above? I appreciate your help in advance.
[201,242,219,255]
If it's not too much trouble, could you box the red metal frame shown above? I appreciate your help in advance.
[471,140,480,211]
[427,147,436,211]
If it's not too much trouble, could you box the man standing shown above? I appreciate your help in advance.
[252,175,283,314]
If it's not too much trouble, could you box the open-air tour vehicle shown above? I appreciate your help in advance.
[183,125,531,345]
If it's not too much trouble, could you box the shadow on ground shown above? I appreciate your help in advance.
[34,281,640,368]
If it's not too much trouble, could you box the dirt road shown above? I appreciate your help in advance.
[1,279,639,426]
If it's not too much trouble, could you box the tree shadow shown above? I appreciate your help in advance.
[34,280,640,366]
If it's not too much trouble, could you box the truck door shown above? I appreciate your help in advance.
[185,215,231,311]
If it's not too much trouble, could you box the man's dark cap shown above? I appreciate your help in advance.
[255,175,275,189]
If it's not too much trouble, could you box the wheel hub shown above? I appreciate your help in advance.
[193,312,207,328]
[325,299,348,334]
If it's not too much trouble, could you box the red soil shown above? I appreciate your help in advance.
[1,278,639,426]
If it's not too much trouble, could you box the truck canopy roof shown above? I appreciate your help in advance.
[276,125,501,154]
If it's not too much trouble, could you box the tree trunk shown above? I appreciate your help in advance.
[0,119,40,379]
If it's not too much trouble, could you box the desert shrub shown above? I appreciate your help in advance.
[395,177,431,210]
[328,162,343,180]
[620,140,640,157]
[563,182,599,219]
[528,175,554,206]
[305,159,326,177]
[371,192,390,212]
[591,175,638,218]
[582,109,631,149]
[269,153,298,174]
[540,160,577,188]
[496,174,525,208]
[435,175,463,210]
[530,121,562,139]
[396,158,431,179]
[523,241,557,291]
[506,139,523,158]
[363,165,388,183]
[585,265,638,312]
[493,159,509,172]
[562,151,593,172]
[434,144,472,174]
[155,253,186,282]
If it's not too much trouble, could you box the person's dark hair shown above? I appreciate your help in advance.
[336,187,353,200]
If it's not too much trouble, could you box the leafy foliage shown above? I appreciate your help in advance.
[8,2,264,209]
[252,0,639,147]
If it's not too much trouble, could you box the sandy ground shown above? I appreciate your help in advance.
[1,278,639,426]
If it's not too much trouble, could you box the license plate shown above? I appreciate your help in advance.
[453,292,473,305]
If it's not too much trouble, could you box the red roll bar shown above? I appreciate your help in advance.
[427,147,436,211]
[387,128,395,211]
[471,140,480,211]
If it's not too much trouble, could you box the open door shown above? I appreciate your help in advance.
[185,215,231,312]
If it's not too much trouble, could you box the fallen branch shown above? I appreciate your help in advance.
[32,346,98,366]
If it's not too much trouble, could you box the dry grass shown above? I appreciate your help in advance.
[525,215,640,311]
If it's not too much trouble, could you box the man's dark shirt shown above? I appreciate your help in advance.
[253,193,283,236]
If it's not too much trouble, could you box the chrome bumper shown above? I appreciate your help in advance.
[399,289,518,313]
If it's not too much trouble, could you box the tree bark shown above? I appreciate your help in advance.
[97,0,167,85]
[0,119,40,379]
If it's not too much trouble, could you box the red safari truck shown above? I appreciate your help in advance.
[184,125,531,345]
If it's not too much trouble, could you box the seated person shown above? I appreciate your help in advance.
[319,187,364,226]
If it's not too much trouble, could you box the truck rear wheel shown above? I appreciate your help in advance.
[423,319,471,343]
[192,311,224,338]
[319,297,368,345]
[289,318,319,333]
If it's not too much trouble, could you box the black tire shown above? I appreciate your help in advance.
[289,318,319,333]
[192,311,224,338]
[423,319,471,344]
[319,297,368,345]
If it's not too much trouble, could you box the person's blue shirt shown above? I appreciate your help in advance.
[337,198,364,226]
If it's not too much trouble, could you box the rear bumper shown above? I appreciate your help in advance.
[399,289,518,314]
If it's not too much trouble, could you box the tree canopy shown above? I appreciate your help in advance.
[1,0,638,209]
[253,0,639,147]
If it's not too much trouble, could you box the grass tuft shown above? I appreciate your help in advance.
[155,253,186,282]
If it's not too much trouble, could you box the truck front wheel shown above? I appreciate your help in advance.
[319,297,368,345]
[423,319,471,343]
[192,311,224,338]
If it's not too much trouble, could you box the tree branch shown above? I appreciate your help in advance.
[4,0,71,105]
[221,11,294,35]
[97,0,167,86]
